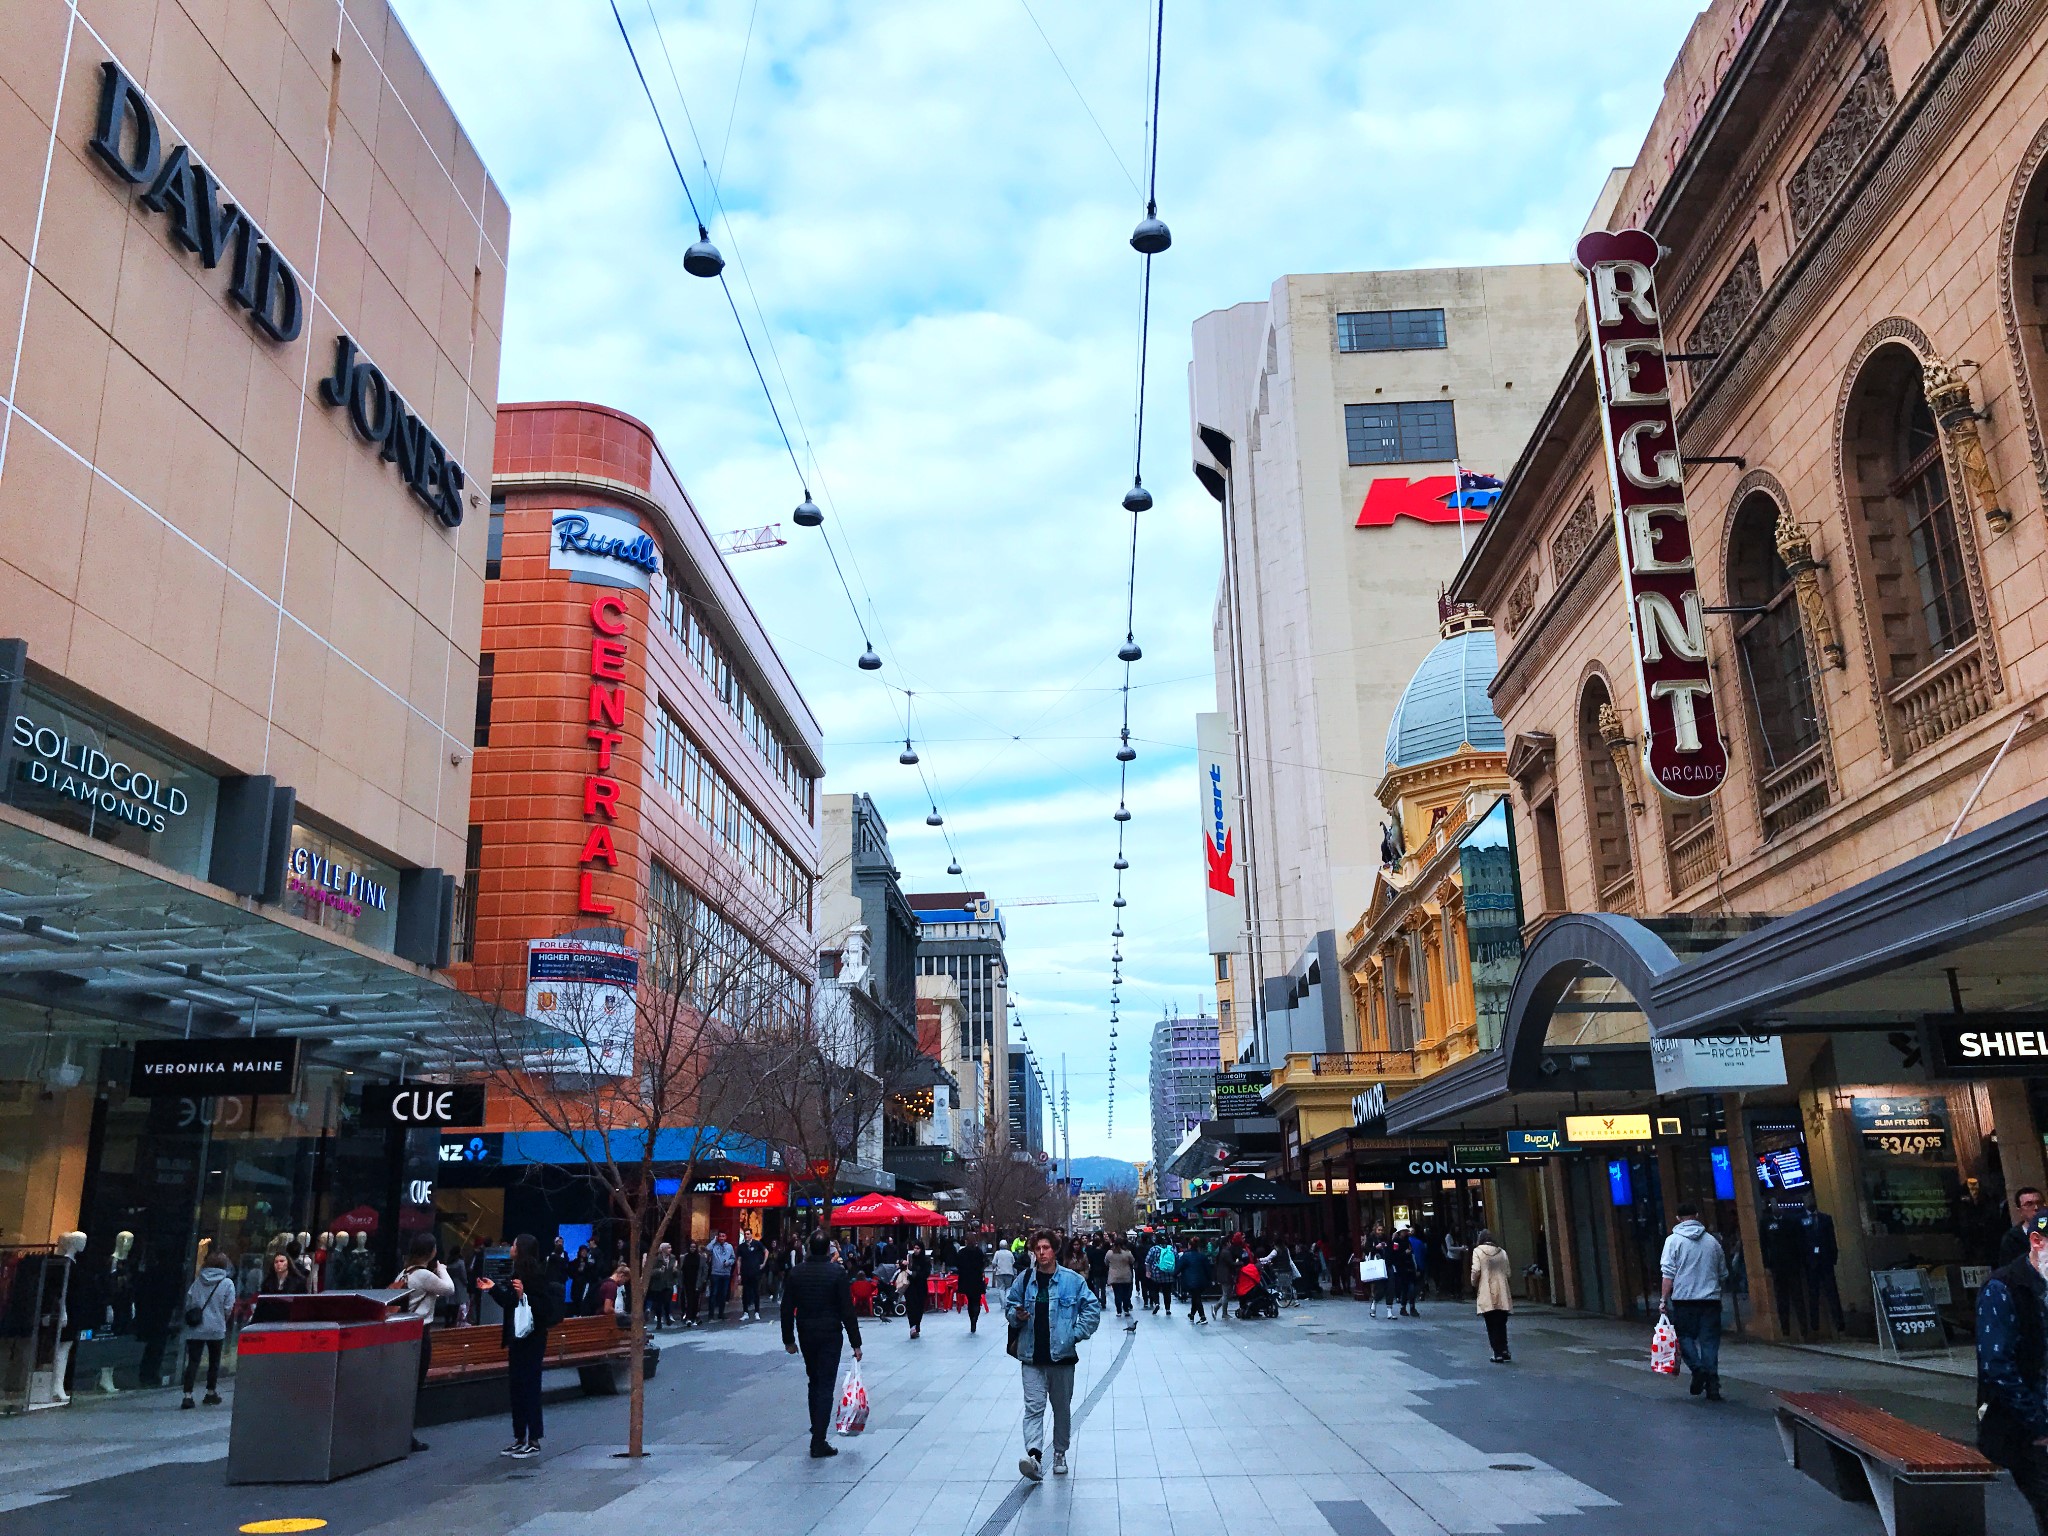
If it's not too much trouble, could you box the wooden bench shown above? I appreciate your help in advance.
[1773,1391,1999,1536]
[420,1315,652,1424]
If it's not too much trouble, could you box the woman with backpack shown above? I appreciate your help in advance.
[179,1251,237,1409]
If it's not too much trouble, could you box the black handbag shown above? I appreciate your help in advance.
[1005,1276,1029,1358]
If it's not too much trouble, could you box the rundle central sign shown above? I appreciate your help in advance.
[1574,228,1727,801]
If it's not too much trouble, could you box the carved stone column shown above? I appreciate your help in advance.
[1773,507,1847,669]
[1924,354,2010,535]
[1597,701,1645,815]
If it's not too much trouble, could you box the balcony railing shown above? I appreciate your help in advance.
[1597,870,1639,915]
[1307,1050,1418,1079]
[1890,642,1991,757]
[1667,816,1719,894]
[1758,743,1830,839]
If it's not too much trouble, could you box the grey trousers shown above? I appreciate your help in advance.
[1021,1361,1076,1454]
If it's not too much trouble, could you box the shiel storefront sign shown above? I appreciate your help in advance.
[89,60,468,529]
[1575,229,1727,801]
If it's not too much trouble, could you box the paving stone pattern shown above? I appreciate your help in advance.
[0,1297,2036,1534]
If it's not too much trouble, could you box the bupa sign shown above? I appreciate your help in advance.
[1575,229,1727,801]
[360,1084,486,1128]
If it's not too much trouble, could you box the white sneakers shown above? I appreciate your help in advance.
[1053,1450,1069,1476]
[1019,1450,1044,1481]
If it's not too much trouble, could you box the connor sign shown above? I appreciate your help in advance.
[1574,229,1727,801]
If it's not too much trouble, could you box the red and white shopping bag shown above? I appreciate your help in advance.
[833,1359,870,1434]
[1650,1312,1680,1375]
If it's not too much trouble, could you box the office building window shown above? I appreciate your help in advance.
[472,654,494,747]
[653,699,812,919]
[1215,955,1230,981]
[455,823,484,961]
[658,579,815,818]
[485,499,505,579]
[1337,308,1446,353]
[1344,400,1458,465]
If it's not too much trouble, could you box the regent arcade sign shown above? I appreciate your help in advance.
[90,61,468,528]
[1574,229,1728,802]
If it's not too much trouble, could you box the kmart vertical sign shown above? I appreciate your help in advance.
[1194,712,1242,953]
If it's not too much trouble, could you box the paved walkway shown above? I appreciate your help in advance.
[0,1293,2034,1535]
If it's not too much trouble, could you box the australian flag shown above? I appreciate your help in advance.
[1439,469,1504,511]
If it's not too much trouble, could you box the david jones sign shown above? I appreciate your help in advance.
[1574,229,1728,801]
[90,60,469,528]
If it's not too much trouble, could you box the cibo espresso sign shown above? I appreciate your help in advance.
[1574,229,1727,801]
[90,60,468,528]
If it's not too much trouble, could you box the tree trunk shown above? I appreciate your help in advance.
[627,1260,646,1456]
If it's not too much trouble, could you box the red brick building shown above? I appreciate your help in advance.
[445,402,822,1243]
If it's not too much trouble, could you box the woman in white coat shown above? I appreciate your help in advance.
[1469,1230,1513,1363]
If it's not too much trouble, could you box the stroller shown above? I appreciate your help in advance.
[1235,1267,1279,1320]
[870,1262,905,1319]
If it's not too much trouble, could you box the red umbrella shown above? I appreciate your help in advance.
[830,1193,948,1226]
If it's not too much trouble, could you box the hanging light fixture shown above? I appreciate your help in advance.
[1113,806,1131,823]
[947,859,962,876]
[1122,480,1153,513]
[1116,728,1136,763]
[1111,925,1123,939]
[899,738,919,765]
[1130,204,1172,255]
[858,646,882,671]
[926,807,944,827]
[684,223,726,277]
[793,494,823,528]
[1113,895,1126,908]
[1118,635,1143,663]
[1114,856,1128,871]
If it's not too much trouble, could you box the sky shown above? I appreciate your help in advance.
[393,0,1706,1162]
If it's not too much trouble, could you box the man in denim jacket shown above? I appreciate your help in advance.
[1007,1228,1102,1480]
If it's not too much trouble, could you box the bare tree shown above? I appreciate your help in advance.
[450,855,808,1458]
[1100,1182,1140,1236]
[961,1116,1067,1235]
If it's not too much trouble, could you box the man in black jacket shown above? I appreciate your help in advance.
[1978,1211,2048,1530]
[782,1232,863,1457]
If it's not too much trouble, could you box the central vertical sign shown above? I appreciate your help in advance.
[1574,229,1726,801]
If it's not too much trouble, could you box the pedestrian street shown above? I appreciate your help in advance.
[5,1292,2034,1536]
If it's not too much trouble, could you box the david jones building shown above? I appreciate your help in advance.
[0,1,506,1406]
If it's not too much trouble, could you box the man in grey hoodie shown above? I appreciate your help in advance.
[1660,1203,1731,1401]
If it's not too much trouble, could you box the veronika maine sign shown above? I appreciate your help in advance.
[1574,229,1727,801]
[130,1039,299,1097]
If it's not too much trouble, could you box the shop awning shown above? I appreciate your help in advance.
[1651,793,2048,1036]
[1186,1176,1316,1211]
[0,806,502,1073]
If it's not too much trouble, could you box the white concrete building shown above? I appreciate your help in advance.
[1189,265,1582,1062]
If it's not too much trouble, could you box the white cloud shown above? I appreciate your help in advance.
[395,0,1703,1159]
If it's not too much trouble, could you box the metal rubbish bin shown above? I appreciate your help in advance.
[227,1291,420,1484]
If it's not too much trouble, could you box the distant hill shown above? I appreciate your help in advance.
[1066,1156,1138,1189]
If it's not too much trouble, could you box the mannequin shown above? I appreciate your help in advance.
[43,1233,84,1407]
[294,1232,313,1282]
[315,1233,332,1291]
[349,1231,371,1288]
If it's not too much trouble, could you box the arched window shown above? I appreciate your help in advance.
[1577,678,1635,909]
[1844,345,1975,680]
[1998,125,2048,512]
[1728,491,1822,771]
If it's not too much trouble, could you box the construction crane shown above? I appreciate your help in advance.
[713,524,787,554]
[998,895,1098,908]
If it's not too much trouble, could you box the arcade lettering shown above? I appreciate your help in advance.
[579,594,631,915]
[1574,229,1727,801]
[88,61,301,342]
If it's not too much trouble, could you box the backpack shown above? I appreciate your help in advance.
[1157,1246,1176,1275]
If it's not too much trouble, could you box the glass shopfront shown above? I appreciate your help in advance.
[0,998,417,1404]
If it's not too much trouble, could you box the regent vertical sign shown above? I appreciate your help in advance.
[1574,230,1727,801]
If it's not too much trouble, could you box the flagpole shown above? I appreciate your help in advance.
[1453,456,1469,558]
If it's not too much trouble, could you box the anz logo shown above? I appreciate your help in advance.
[439,1136,493,1165]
